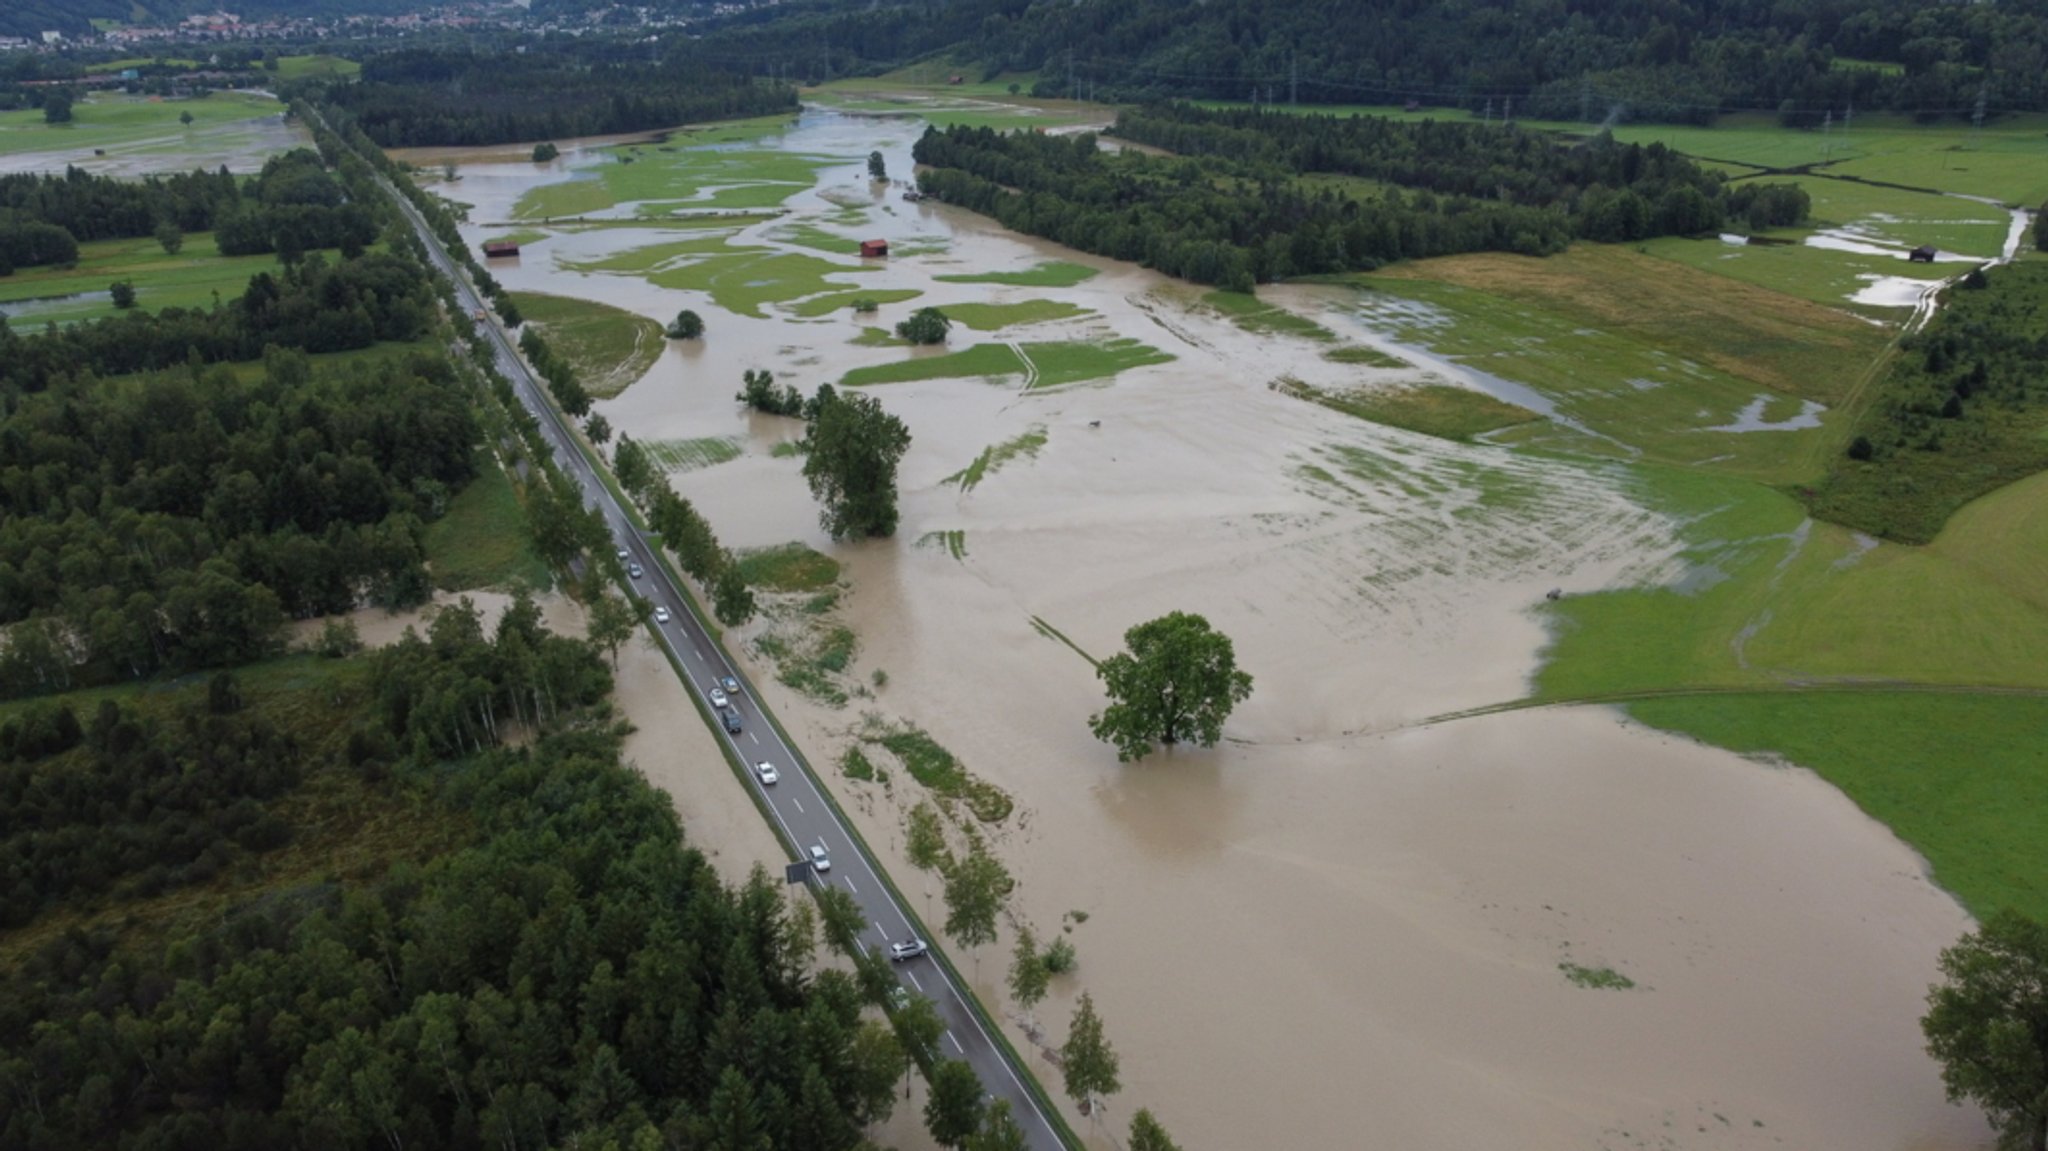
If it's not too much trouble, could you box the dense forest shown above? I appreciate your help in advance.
[0,609,904,1150]
[667,0,2048,122]
[912,105,1804,287]
[1809,260,2048,544]
[0,346,478,695]
[312,47,797,147]
[0,151,380,275]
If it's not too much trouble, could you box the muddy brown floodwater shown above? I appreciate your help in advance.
[445,107,1989,1150]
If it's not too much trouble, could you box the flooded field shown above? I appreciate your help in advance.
[441,106,1987,1149]
[0,92,307,176]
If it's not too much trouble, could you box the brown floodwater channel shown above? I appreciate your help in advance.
[441,105,1988,1151]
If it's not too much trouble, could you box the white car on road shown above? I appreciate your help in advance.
[709,687,728,709]
[810,844,832,872]
[754,761,779,785]
[654,606,671,623]
[889,938,928,962]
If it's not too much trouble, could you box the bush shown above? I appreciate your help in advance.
[667,309,704,339]
[896,306,951,345]
[109,280,136,309]
[1042,937,1077,973]
[532,141,560,162]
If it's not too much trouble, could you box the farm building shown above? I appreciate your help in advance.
[482,239,521,258]
[860,239,890,258]
[1908,245,1938,263]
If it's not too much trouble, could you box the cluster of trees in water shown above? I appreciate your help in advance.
[913,106,1805,288]
[0,151,380,276]
[661,0,2048,122]
[0,347,479,697]
[0,608,910,1150]
[310,47,797,148]
[1811,260,2048,545]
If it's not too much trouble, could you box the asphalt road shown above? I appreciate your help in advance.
[380,179,1067,1149]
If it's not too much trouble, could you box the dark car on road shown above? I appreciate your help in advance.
[719,706,742,734]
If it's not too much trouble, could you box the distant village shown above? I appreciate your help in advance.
[0,1,778,53]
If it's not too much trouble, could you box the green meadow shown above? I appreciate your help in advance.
[512,127,825,221]
[0,91,285,158]
[648,249,878,317]
[840,343,1025,387]
[511,291,664,398]
[1204,290,1338,341]
[1022,338,1175,388]
[1629,692,2048,920]
[941,299,1090,330]
[274,54,362,80]
[0,233,333,325]
[423,464,552,593]
[935,261,1098,288]
[1352,246,1886,481]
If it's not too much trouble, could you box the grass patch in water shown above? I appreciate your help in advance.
[1323,345,1409,368]
[735,543,841,593]
[559,235,733,274]
[859,718,1013,824]
[651,249,877,318]
[935,261,1097,288]
[1278,379,1540,442]
[841,343,1026,387]
[642,437,743,472]
[942,300,1089,331]
[1022,338,1174,388]
[787,287,923,318]
[510,291,663,398]
[1203,290,1337,341]
[513,128,822,220]
[841,747,880,783]
[943,426,1048,491]
[1559,963,1636,990]
[917,531,968,562]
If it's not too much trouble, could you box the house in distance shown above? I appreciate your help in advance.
[860,239,889,258]
[482,239,521,258]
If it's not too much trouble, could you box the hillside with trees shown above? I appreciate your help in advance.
[665,0,2048,122]
[312,47,797,148]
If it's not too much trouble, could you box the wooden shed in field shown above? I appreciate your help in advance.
[482,239,521,258]
[860,239,890,258]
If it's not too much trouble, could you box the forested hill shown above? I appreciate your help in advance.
[673,0,2048,122]
[315,48,798,147]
